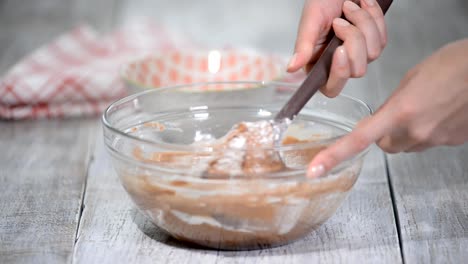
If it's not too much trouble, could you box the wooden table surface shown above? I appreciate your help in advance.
[1,0,467,263]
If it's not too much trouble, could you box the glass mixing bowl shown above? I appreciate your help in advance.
[102,81,372,250]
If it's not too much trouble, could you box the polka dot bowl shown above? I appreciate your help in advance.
[120,49,286,93]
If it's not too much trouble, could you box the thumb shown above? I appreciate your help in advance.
[287,0,326,73]
[307,108,392,178]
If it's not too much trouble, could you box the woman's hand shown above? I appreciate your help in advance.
[307,39,468,178]
[288,0,387,97]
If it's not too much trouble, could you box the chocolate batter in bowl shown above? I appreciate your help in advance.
[102,82,372,250]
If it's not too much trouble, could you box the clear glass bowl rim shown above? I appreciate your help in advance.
[102,81,373,178]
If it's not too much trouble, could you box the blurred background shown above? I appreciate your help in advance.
[0,0,467,108]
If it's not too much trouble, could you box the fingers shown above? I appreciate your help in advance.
[290,0,388,99]
[342,0,384,61]
[288,0,387,74]
[319,1,387,96]
[360,0,387,48]
[307,109,393,178]
[287,0,327,73]
[320,46,350,97]
[332,17,368,77]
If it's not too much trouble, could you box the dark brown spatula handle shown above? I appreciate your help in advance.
[275,0,393,121]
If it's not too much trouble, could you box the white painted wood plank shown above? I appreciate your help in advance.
[388,147,468,263]
[0,0,116,263]
[0,119,96,263]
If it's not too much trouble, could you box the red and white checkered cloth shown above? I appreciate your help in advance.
[0,20,191,119]
[0,20,304,120]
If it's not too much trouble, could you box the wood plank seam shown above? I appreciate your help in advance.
[74,153,94,244]
[384,154,405,264]
[71,123,99,263]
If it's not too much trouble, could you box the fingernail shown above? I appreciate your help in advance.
[307,164,325,178]
[333,18,350,27]
[287,53,297,70]
[364,0,376,6]
[344,1,360,11]
[336,46,348,67]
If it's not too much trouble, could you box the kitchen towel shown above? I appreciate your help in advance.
[0,20,189,119]
[0,20,303,120]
